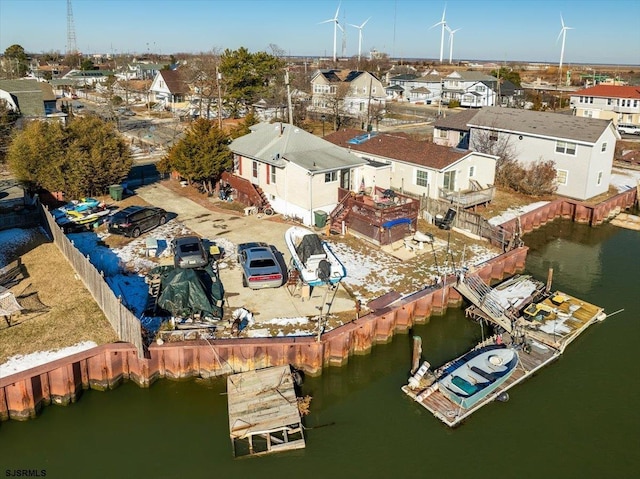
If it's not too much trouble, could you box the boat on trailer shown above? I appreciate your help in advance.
[285,226,346,287]
[437,345,518,409]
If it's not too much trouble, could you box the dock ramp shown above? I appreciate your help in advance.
[454,274,514,332]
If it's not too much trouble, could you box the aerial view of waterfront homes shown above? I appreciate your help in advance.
[0,0,639,435]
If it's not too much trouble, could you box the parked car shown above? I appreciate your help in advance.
[172,235,209,269]
[237,242,284,289]
[108,206,167,237]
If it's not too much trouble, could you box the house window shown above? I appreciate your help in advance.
[325,171,338,182]
[416,169,429,187]
[589,97,594,104]
[601,142,607,152]
[252,161,258,179]
[270,165,276,183]
[469,165,476,178]
[555,141,576,155]
[489,134,498,142]
[443,170,456,191]
[438,129,448,138]
[476,85,486,92]
[556,169,568,186]
[596,171,603,186]
[584,110,592,118]
[607,99,612,105]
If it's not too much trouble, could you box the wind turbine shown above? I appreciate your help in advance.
[349,17,371,63]
[557,14,574,77]
[446,26,461,64]
[430,5,447,63]
[320,3,342,62]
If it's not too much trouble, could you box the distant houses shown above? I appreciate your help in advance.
[570,84,640,128]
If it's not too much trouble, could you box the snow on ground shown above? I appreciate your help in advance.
[488,201,550,226]
[245,316,317,338]
[0,341,97,377]
[610,167,640,192]
[330,241,404,298]
[0,227,40,267]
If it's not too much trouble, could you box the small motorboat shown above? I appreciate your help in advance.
[438,345,518,409]
[285,226,346,287]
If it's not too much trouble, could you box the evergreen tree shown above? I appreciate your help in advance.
[158,119,232,193]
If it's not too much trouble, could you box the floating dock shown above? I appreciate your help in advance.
[403,274,606,427]
[227,365,305,457]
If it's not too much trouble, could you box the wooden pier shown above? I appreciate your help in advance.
[227,365,305,457]
[403,279,606,427]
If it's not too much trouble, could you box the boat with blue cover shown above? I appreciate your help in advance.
[437,345,518,409]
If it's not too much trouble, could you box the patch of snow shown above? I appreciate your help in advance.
[610,167,640,193]
[488,201,550,226]
[0,228,39,267]
[0,341,97,377]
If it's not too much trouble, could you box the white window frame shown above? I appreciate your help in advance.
[324,171,338,183]
[252,161,258,179]
[556,169,569,186]
[270,165,276,184]
[415,169,429,187]
[469,165,476,178]
[555,141,577,155]
[596,171,603,186]
[601,142,607,152]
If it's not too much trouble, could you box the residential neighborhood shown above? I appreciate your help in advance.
[0,0,639,474]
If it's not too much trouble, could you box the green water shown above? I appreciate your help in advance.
[1,220,638,479]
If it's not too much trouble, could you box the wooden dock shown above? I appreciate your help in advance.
[227,365,305,457]
[403,287,606,427]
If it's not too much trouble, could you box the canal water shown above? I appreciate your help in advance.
[1,219,638,479]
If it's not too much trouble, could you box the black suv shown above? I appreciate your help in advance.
[108,206,167,237]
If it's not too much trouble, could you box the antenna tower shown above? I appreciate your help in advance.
[66,0,78,54]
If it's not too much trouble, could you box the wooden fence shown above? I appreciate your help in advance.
[40,205,144,357]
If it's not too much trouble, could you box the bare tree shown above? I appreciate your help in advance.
[184,50,223,120]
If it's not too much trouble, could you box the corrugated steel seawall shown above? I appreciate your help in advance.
[0,247,528,421]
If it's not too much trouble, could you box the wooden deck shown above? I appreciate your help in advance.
[403,291,605,427]
[227,365,305,457]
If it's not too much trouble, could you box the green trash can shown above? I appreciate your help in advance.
[314,210,327,228]
[109,184,124,201]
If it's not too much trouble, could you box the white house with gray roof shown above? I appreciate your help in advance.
[228,122,366,225]
[443,71,498,108]
[468,107,620,200]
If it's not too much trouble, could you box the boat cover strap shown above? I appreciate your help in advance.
[471,366,498,382]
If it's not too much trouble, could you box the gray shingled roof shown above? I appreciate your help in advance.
[0,79,49,117]
[451,71,498,82]
[468,107,611,144]
[229,122,366,173]
[434,108,480,131]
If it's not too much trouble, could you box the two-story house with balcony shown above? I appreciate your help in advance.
[442,71,498,108]
[468,107,620,201]
[310,69,386,125]
[570,85,640,128]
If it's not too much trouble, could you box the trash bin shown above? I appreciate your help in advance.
[109,184,124,201]
[314,210,327,228]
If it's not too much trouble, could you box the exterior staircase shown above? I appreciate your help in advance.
[220,172,272,211]
[328,191,354,234]
[454,273,514,332]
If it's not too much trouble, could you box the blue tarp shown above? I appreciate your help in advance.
[382,217,411,229]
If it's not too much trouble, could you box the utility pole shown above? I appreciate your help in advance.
[285,69,293,124]
[216,66,223,129]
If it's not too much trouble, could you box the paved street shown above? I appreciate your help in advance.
[135,183,357,321]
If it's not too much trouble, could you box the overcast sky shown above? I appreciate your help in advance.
[1,0,639,65]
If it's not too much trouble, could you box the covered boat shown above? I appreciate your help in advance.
[437,345,518,409]
[285,226,346,287]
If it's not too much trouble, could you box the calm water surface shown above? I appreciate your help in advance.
[0,219,638,479]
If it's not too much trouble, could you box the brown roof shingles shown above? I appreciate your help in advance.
[324,128,467,170]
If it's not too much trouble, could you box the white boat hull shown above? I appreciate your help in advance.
[285,226,346,287]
